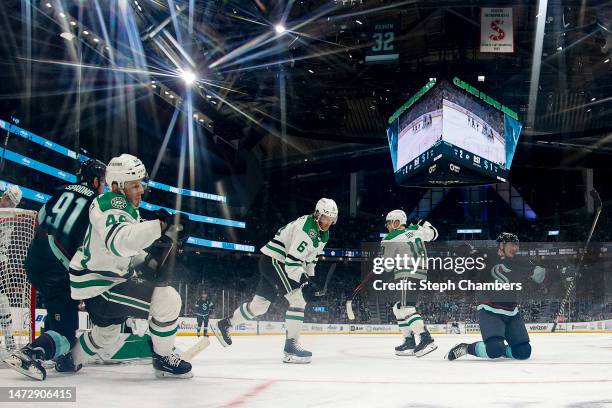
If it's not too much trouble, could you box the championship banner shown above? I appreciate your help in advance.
[480,8,514,53]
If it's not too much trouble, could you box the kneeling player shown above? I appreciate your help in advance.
[212,198,338,363]
[5,160,105,380]
[381,210,438,357]
[67,154,192,378]
[446,233,547,361]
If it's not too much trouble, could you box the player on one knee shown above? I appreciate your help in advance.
[446,233,548,361]
[194,292,213,337]
[4,160,106,380]
[0,185,23,352]
[381,210,438,357]
[66,154,192,378]
[212,198,338,364]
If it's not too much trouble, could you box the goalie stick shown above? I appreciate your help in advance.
[181,336,211,361]
[551,189,602,332]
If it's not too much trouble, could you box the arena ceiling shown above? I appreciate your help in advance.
[0,0,611,180]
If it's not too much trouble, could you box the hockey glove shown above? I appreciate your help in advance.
[155,209,191,243]
[300,276,320,302]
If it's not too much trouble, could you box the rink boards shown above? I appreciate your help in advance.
[27,308,612,337]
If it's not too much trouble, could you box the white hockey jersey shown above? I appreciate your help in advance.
[69,192,161,299]
[380,223,438,281]
[260,214,329,283]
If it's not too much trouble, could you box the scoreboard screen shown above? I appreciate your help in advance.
[387,78,522,186]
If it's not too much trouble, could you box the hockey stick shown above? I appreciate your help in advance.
[314,263,337,296]
[346,271,376,320]
[181,336,211,361]
[551,189,602,332]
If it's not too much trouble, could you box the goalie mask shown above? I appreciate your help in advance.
[314,198,338,231]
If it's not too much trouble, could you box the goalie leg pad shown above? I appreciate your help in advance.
[73,324,121,366]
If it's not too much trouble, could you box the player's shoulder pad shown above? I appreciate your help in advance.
[383,229,405,241]
[95,192,138,219]
[301,214,329,245]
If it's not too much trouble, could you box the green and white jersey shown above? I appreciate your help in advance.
[260,214,329,283]
[69,192,162,299]
[381,224,437,281]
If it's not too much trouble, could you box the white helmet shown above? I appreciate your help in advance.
[3,185,22,207]
[385,209,407,227]
[315,198,338,225]
[105,154,148,190]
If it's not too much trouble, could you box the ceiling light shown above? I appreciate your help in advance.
[70,21,77,26]
[152,84,157,88]
[193,114,198,119]
[164,90,169,95]
[211,100,217,105]
[477,75,485,82]
[180,70,196,85]
[591,97,596,101]
[45,2,52,8]
[206,94,212,99]
[59,12,66,18]
[308,69,314,74]
[586,108,591,112]
[169,94,174,99]
[274,24,286,34]
[199,119,204,123]
[93,38,100,43]
[83,30,89,35]
[557,46,563,51]
[605,58,610,63]
[355,20,363,25]
[60,32,75,41]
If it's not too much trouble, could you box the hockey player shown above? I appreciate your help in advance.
[446,233,547,361]
[0,185,22,351]
[381,210,438,357]
[66,154,192,378]
[0,185,22,209]
[194,292,214,337]
[212,198,338,363]
[4,160,106,380]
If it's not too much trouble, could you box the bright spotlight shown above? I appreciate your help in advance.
[180,70,196,85]
[274,24,286,34]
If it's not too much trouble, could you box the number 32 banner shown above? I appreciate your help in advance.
[480,8,514,53]
[365,17,399,64]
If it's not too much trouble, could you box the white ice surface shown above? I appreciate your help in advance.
[2,334,612,408]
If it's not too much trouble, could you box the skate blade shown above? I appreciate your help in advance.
[282,354,311,364]
[210,325,229,348]
[154,369,194,379]
[3,356,46,381]
[415,343,438,358]
[395,350,415,356]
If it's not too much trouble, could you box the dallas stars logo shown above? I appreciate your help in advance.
[111,196,127,210]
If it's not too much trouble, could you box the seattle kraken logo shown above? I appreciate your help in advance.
[491,264,511,284]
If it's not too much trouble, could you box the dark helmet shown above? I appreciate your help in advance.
[77,159,106,189]
[496,232,519,244]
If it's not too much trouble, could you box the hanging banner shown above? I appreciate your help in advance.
[480,8,514,53]
[365,17,400,64]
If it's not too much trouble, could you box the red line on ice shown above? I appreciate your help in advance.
[220,379,277,407]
